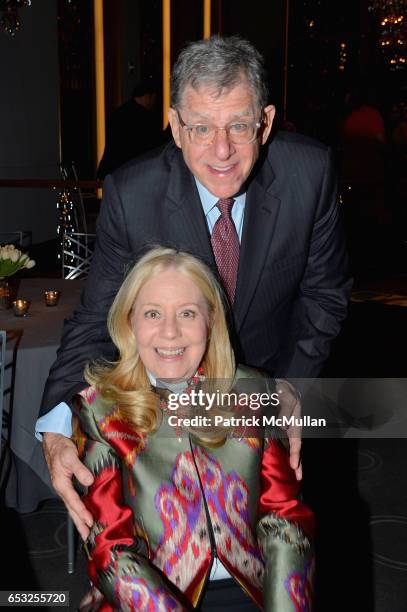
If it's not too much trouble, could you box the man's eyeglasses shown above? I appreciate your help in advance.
[176,110,263,146]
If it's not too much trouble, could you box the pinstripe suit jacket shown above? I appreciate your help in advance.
[41,131,351,414]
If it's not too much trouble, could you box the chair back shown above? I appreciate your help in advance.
[62,232,96,280]
[58,162,96,279]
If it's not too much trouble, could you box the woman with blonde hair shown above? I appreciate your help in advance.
[74,246,314,611]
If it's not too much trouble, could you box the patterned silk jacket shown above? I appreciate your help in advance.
[74,367,315,611]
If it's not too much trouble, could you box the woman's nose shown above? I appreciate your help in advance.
[160,314,180,339]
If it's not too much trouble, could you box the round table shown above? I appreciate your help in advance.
[0,277,84,512]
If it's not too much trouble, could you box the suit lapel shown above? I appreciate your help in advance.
[164,149,215,267]
[234,154,281,331]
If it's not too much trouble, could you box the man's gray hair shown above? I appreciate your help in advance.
[171,36,269,111]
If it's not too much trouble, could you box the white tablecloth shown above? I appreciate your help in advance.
[0,277,84,511]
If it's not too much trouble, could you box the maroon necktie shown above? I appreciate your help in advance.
[210,198,240,303]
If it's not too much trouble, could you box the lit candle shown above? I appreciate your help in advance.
[44,290,61,307]
[13,299,30,317]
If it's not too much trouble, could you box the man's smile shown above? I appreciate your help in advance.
[207,163,237,176]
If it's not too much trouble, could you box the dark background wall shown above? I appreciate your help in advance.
[222,0,286,111]
[0,0,59,244]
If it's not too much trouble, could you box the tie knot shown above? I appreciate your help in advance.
[216,198,235,218]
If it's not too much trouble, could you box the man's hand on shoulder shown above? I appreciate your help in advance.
[43,432,94,540]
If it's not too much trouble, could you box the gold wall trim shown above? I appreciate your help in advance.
[203,0,211,39]
[162,0,171,128]
[94,0,106,170]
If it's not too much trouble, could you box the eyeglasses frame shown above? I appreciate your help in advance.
[175,109,264,145]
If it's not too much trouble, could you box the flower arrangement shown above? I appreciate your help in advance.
[0,244,35,278]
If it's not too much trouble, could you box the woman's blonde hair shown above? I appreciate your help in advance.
[85,246,235,437]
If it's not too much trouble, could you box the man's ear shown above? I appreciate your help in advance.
[261,105,276,145]
[168,108,182,148]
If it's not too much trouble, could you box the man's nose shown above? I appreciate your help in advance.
[213,128,234,160]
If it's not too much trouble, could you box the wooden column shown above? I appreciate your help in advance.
[203,0,211,38]
[94,0,106,170]
[162,0,171,128]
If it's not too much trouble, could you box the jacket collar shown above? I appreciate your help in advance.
[234,146,281,330]
[164,146,215,267]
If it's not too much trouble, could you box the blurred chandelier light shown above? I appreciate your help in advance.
[370,0,406,9]
[369,0,407,69]
[0,0,32,37]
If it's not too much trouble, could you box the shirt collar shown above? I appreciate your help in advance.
[194,178,247,216]
[194,178,219,216]
[146,369,188,393]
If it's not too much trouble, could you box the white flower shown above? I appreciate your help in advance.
[0,245,35,277]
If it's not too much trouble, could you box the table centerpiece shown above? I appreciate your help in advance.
[0,244,35,309]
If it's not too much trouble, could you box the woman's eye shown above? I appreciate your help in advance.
[144,310,160,319]
[179,310,196,318]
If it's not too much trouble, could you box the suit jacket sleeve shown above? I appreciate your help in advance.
[277,148,352,379]
[256,438,315,612]
[40,175,133,415]
[73,393,187,612]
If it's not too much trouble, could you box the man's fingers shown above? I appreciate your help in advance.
[52,464,94,534]
[288,434,302,480]
[52,469,94,538]
[277,381,302,479]
[56,472,93,539]
[288,435,301,458]
[69,454,94,487]
[289,447,300,469]
[57,440,94,486]
[278,397,298,420]
[42,432,94,536]
[294,462,303,481]
[62,481,94,527]
[69,507,91,541]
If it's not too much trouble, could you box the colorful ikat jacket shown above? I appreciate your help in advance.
[74,367,315,611]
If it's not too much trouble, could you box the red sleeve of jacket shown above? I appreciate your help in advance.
[82,462,135,583]
[258,439,315,541]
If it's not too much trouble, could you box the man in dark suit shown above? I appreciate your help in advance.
[39,36,351,540]
[96,77,164,179]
